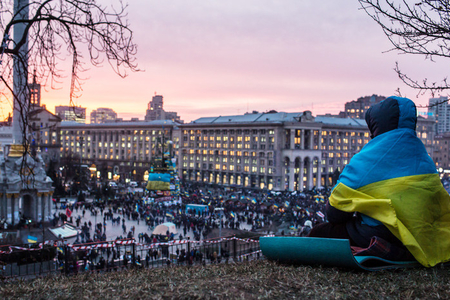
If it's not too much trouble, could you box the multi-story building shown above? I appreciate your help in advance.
[90,108,118,124]
[59,120,181,182]
[145,95,183,123]
[343,94,386,119]
[178,111,369,191]
[29,106,62,168]
[55,105,86,123]
[58,108,437,192]
[433,133,450,170]
[416,116,436,159]
[428,96,450,134]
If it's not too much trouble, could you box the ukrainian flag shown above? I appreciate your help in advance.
[251,198,257,205]
[146,173,171,191]
[329,97,450,267]
[284,201,289,208]
[273,204,279,209]
[166,213,173,219]
[230,212,236,218]
[27,235,38,244]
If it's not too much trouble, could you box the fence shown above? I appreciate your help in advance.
[0,235,267,279]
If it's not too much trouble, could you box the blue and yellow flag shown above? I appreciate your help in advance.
[273,204,279,209]
[166,213,173,219]
[251,199,257,205]
[329,97,450,267]
[27,235,37,244]
[146,173,171,191]
[230,211,236,218]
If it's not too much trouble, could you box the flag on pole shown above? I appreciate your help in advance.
[317,211,325,219]
[230,211,236,218]
[27,235,37,243]
[65,207,72,218]
[284,201,290,208]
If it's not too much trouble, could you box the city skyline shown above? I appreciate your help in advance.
[2,0,449,123]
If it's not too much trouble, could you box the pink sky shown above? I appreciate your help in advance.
[3,1,449,122]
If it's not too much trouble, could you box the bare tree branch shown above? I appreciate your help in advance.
[0,0,139,186]
[359,0,450,103]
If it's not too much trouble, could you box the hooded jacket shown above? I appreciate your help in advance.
[328,96,450,267]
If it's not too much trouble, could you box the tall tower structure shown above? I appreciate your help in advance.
[145,95,183,123]
[149,95,163,111]
[29,71,41,109]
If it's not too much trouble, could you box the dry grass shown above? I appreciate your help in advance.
[1,260,450,299]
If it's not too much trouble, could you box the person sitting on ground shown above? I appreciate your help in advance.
[308,96,450,267]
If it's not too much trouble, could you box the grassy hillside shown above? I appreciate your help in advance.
[1,260,450,299]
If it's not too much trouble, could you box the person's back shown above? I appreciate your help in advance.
[309,96,450,267]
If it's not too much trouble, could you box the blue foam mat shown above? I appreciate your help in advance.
[260,236,421,271]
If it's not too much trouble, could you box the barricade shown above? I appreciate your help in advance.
[0,234,272,278]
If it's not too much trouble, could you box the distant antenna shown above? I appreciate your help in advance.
[155,91,157,96]
[247,101,249,113]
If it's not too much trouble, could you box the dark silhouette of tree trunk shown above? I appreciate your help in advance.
[359,0,450,100]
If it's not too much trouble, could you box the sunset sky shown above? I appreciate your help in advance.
[4,0,449,122]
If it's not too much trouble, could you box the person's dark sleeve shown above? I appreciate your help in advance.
[325,201,353,224]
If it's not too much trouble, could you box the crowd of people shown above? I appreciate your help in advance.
[53,181,331,247]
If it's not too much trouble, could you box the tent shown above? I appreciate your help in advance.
[186,204,208,214]
[152,222,178,235]
[49,224,80,239]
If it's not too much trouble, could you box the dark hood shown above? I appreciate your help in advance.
[365,96,417,139]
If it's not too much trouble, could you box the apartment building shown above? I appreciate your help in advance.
[59,120,181,182]
[178,111,369,191]
[29,107,62,167]
[57,109,436,191]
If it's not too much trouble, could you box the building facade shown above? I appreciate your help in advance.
[59,120,181,183]
[57,110,437,192]
[178,111,370,191]
[344,94,386,119]
[428,96,450,134]
[29,107,62,169]
[55,105,86,123]
[416,116,436,159]
[433,133,450,170]
[90,108,118,124]
[145,95,183,123]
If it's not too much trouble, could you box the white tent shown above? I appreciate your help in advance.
[152,222,178,235]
